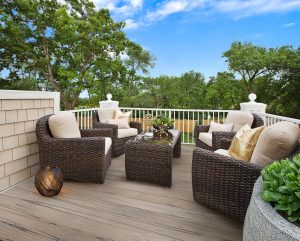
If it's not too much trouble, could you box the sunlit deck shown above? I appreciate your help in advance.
[0,145,242,241]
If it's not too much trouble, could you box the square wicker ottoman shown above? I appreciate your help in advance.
[125,130,181,187]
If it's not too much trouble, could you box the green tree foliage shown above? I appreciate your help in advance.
[132,71,207,109]
[223,41,268,93]
[1,0,152,109]
[224,42,300,118]
[206,72,247,109]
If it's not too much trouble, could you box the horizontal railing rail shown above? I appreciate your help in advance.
[66,107,300,145]
[262,113,300,126]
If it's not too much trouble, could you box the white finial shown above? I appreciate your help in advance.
[248,93,257,103]
[107,93,112,101]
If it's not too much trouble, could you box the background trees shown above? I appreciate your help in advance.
[1,0,153,109]
[1,1,299,118]
[224,42,300,118]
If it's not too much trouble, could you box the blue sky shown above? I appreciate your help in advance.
[94,0,300,79]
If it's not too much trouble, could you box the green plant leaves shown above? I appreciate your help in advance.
[261,154,300,223]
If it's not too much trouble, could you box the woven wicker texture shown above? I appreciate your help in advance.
[194,113,264,151]
[92,111,142,157]
[125,131,181,187]
[192,139,300,221]
[36,115,112,183]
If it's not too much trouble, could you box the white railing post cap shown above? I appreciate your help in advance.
[248,93,257,103]
[240,93,267,113]
[107,93,112,101]
[99,93,119,108]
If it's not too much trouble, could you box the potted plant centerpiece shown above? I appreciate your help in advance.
[243,154,300,241]
[152,115,174,138]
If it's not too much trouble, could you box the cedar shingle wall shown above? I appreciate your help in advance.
[0,98,55,191]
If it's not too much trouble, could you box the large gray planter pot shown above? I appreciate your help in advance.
[243,176,300,241]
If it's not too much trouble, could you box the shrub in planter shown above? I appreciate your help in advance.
[153,115,174,130]
[262,154,300,222]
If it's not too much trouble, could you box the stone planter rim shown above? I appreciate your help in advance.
[249,176,300,239]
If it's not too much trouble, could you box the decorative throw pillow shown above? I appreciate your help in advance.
[48,112,81,138]
[115,108,132,120]
[98,108,116,123]
[107,119,130,129]
[250,121,299,166]
[228,124,264,161]
[208,121,233,133]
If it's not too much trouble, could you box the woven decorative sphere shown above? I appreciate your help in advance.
[35,166,63,197]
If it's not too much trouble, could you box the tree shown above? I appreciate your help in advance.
[254,46,300,118]
[223,42,300,118]
[0,0,135,109]
[173,71,207,109]
[206,72,247,109]
[223,42,268,93]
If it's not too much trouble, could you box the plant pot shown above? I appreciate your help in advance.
[243,176,300,241]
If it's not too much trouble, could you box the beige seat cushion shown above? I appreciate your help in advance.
[224,111,254,132]
[214,149,231,157]
[106,119,130,129]
[118,128,138,139]
[198,133,212,147]
[250,121,300,166]
[208,121,233,133]
[49,112,81,138]
[105,137,112,155]
[98,108,116,123]
[228,125,264,161]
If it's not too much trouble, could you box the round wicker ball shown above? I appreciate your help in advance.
[35,166,63,197]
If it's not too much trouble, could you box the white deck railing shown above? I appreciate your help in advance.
[263,113,300,126]
[67,108,300,144]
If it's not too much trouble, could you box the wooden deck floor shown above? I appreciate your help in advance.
[0,145,242,241]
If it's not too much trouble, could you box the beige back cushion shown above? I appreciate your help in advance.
[224,111,254,132]
[98,108,116,123]
[250,121,300,166]
[49,112,81,138]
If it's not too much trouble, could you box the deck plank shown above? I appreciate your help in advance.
[0,145,243,241]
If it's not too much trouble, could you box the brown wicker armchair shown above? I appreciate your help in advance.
[194,113,264,151]
[36,115,113,183]
[92,111,142,157]
[192,138,300,221]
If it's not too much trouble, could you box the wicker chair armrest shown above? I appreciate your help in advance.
[193,147,263,174]
[192,147,263,220]
[194,125,210,139]
[218,138,232,150]
[212,131,236,150]
[80,128,113,138]
[93,122,118,140]
[130,122,142,133]
[42,137,107,156]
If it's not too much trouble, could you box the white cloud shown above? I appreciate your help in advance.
[124,19,141,29]
[130,0,143,9]
[145,0,300,23]
[146,0,206,21]
[92,0,143,17]
[215,0,300,17]
[282,22,296,27]
[89,0,300,30]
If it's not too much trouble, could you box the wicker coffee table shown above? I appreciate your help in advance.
[125,130,181,187]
